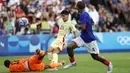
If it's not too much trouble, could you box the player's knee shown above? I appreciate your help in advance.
[47,47,54,53]
[67,42,77,52]
[67,45,71,49]
[53,48,60,54]
[67,45,73,51]
[91,54,98,60]
[67,43,75,50]
[47,49,51,53]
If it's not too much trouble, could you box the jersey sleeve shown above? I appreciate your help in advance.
[80,12,90,25]
[57,18,62,26]
[80,14,86,25]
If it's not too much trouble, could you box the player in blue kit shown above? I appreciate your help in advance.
[64,1,113,73]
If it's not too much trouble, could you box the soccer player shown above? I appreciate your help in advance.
[4,49,64,72]
[64,1,113,73]
[47,10,77,70]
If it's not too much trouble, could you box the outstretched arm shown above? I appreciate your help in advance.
[38,55,45,60]
[35,49,46,60]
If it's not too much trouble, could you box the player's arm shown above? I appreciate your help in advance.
[79,14,87,31]
[35,49,45,60]
[69,23,77,38]
[53,18,61,39]
[38,55,45,60]
[80,24,87,30]
[73,31,77,38]
[75,23,87,30]
[12,60,19,64]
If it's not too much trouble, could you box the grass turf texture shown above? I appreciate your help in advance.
[0,52,130,73]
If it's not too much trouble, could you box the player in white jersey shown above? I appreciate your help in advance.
[47,10,77,70]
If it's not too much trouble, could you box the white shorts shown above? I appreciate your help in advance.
[72,37,99,54]
[51,37,66,51]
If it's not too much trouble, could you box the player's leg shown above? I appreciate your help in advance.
[51,38,66,64]
[67,41,78,63]
[49,60,65,68]
[47,46,55,62]
[91,54,110,66]
[91,54,112,73]
[45,61,65,71]
[63,41,78,69]
[48,39,65,71]
[52,47,61,63]
[86,41,112,73]
[48,39,61,63]
[64,37,85,69]
[44,61,65,69]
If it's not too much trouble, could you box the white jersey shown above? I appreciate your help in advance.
[57,18,76,39]
[50,18,76,50]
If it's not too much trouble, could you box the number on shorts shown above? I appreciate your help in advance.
[92,48,95,51]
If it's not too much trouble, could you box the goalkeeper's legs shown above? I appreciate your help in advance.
[91,54,113,73]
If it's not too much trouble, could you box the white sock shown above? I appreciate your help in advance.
[48,52,53,62]
[52,53,58,63]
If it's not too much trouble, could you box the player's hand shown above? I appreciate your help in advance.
[75,24,82,30]
[35,48,40,55]
[73,31,77,38]
[54,35,57,38]
[74,36,77,38]
[12,60,19,64]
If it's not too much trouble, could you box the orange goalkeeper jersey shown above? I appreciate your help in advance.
[9,51,45,72]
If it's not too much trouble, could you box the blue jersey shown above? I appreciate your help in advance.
[80,12,96,43]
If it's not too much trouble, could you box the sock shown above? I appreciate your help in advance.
[48,52,53,62]
[96,56,110,66]
[52,53,58,63]
[67,46,75,63]
[97,56,110,66]
[49,63,61,68]
[69,57,75,63]
[104,60,110,66]
[91,54,110,66]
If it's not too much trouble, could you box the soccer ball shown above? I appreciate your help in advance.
[18,17,29,25]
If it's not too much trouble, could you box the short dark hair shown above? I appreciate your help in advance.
[4,60,11,68]
[77,1,85,9]
[61,10,69,15]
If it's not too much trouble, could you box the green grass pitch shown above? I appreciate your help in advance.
[0,52,130,73]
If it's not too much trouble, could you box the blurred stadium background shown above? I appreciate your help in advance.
[0,0,130,73]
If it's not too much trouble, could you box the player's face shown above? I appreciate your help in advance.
[76,5,83,13]
[77,7,82,13]
[61,14,68,22]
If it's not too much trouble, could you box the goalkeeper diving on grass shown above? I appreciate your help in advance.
[4,49,64,72]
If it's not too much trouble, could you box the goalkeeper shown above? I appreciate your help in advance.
[4,49,64,72]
